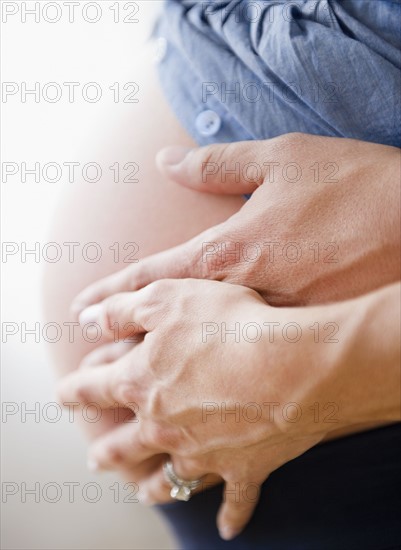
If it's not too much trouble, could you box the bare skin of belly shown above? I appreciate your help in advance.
[42,43,385,449]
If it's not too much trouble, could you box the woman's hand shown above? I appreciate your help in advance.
[58,278,356,539]
[58,279,400,538]
[71,133,400,316]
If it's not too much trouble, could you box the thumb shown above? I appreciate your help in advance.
[217,480,261,541]
[156,141,269,194]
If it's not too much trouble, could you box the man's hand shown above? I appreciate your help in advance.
[71,133,401,316]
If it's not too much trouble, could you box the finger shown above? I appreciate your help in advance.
[67,345,135,437]
[119,455,165,484]
[70,238,211,319]
[79,343,139,432]
[137,463,220,506]
[83,405,135,440]
[156,141,270,194]
[57,350,138,410]
[137,463,178,505]
[217,480,262,541]
[80,341,136,368]
[87,421,159,472]
[78,282,178,339]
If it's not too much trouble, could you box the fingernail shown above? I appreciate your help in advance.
[219,526,239,541]
[87,458,99,472]
[157,146,192,167]
[79,303,102,326]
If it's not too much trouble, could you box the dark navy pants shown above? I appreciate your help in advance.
[156,424,401,550]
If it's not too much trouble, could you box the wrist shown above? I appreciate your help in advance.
[252,301,345,439]
[241,283,400,442]
[293,283,401,435]
[328,283,401,427]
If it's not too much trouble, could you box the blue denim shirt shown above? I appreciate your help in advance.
[154,0,401,148]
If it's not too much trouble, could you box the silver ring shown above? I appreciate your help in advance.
[163,460,203,501]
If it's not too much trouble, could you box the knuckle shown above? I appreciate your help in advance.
[146,423,183,453]
[158,291,189,325]
[56,376,92,406]
[142,280,174,310]
[146,423,167,449]
[102,444,124,465]
[199,144,224,180]
[144,386,163,419]
[198,143,240,185]
[101,295,120,332]
[146,279,170,295]
[112,375,136,406]
[74,385,92,405]
[102,291,136,326]
[200,238,241,280]
[278,131,307,145]
[140,279,180,325]
[146,423,164,449]
[274,132,309,156]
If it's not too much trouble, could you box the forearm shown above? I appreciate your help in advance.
[325,282,401,430]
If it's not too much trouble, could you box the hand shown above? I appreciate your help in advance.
[71,133,400,315]
[59,278,344,540]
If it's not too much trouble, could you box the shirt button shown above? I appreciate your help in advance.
[154,36,167,63]
[195,110,221,137]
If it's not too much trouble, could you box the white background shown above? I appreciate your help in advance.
[1,1,176,548]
